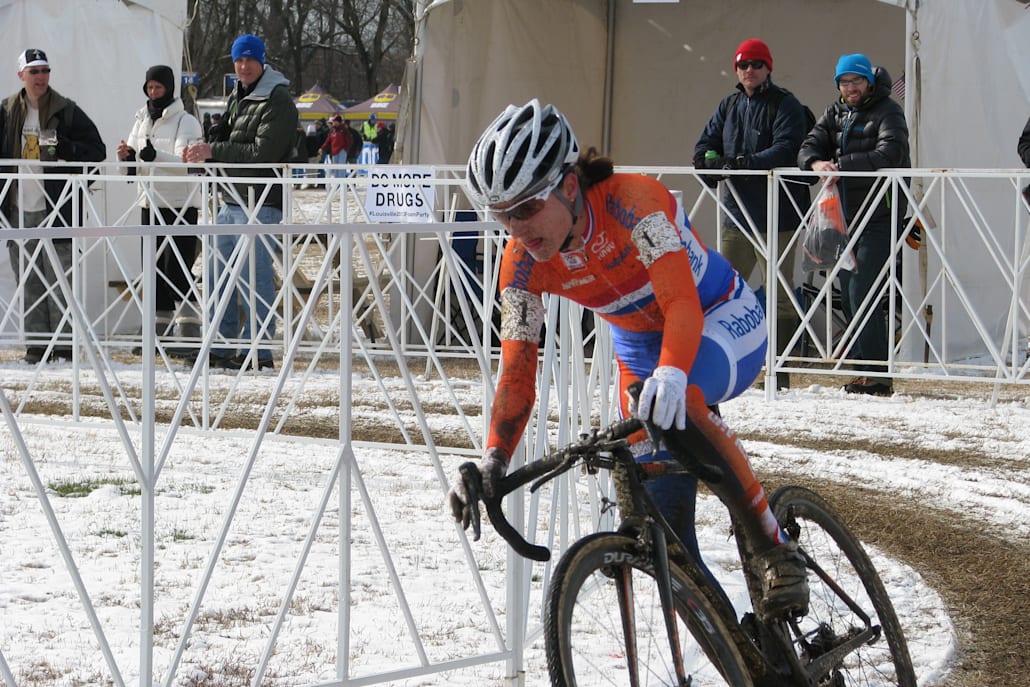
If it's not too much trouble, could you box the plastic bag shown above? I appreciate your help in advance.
[802,182,855,272]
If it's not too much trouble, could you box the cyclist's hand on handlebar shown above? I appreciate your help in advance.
[448,448,509,531]
[635,366,688,430]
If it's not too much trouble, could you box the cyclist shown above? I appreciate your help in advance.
[448,99,809,620]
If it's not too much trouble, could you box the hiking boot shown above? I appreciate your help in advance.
[49,346,74,362]
[756,541,809,621]
[842,376,893,396]
[213,354,275,371]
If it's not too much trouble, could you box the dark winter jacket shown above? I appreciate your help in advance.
[209,66,298,209]
[798,67,910,228]
[1,87,106,228]
[305,126,327,157]
[1017,114,1030,168]
[694,79,812,234]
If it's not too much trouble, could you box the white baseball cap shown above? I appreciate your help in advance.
[18,48,49,71]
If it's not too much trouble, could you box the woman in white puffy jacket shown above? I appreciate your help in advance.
[116,65,204,339]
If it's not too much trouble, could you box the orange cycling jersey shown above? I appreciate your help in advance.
[488,174,738,455]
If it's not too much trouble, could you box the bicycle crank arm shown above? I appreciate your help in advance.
[803,624,882,680]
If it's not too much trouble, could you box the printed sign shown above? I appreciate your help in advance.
[364,166,436,223]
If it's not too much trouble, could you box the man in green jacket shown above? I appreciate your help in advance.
[184,34,297,371]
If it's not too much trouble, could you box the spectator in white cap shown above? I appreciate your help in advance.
[1,48,106,364]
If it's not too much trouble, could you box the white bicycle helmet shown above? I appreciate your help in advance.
[465,99,580,208]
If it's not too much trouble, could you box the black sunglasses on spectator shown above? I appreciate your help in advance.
[735,60,766,71]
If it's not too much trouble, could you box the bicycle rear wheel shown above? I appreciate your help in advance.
[545,532,753,686]
[770,486,916,687]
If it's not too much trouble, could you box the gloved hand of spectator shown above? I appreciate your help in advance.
[694,153,725,188]
[635,365,688,430]
[714,155,739,170]
[448,447,508,530]
[699,172,724,189]
[138,138,157,162]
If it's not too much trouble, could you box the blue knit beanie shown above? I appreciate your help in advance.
[834,53,874,85]
[231,34,266,65]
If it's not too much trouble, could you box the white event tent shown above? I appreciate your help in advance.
[0,0,188,333]
[398,0,1030,362]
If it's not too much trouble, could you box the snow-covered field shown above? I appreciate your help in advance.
[4,375,1026,686]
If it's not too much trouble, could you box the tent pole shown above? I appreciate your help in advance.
[602,0,615,155]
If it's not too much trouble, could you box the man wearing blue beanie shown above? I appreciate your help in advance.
[231,34,266,65]
[798,53,910,396]
[183,33,298,371]
[834,53,875,86]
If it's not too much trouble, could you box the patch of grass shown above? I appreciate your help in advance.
[48,477,140,497]
[171,528,194,542]
[97,528,128,538]
[195,606,265,628]
[181,658,255,687]
[16,659,65,686]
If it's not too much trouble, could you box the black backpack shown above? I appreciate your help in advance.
[725,86,816,136]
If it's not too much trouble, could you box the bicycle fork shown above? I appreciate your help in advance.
[612,522,692,687]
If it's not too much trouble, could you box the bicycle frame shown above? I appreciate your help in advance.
[463,414,911,686]
[467,419,802,685]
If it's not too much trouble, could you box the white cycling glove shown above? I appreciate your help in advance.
[448,447,509,530]
[635,365,688,430]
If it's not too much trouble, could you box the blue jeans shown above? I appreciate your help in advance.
[837,223,891,375]
[330,150,348,177]
[211,203,280,361]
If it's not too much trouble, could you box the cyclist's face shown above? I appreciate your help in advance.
[492,175,577,261]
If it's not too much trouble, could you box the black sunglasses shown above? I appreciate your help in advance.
[26,67,50,75]
[735,60,766,71]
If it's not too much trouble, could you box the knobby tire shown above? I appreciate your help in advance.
[770,486,916,687]
[544,532,754,687]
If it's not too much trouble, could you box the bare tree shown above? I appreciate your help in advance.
[314,0,413,96]
[184,0,413,106]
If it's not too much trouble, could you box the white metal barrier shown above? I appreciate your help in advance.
[1,162,1027,684]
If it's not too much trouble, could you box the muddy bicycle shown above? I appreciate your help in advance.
[459,413,915,686]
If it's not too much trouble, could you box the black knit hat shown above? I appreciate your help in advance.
[143,65,176,97]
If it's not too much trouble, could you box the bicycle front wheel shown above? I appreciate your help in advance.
[770,486,916,687]
[545,532,753,687]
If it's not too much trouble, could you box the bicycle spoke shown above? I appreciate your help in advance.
[546,533,752,686]
[771,487,916,687]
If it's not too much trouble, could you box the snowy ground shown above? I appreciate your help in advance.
[3,374,1026,686]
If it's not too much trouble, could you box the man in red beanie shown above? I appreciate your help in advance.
[694,38,812,390]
